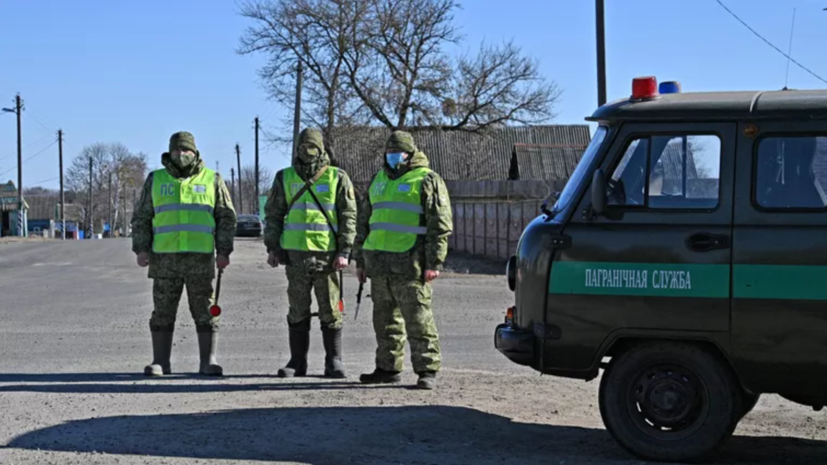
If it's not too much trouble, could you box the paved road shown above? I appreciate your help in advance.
[1,239,826,465]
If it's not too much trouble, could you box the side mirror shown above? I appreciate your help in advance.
[591,169,607,217]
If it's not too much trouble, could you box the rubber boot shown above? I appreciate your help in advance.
[321,326,346,379]
[416,371,437,390]
[278,321,310,378]
[197,332,223,376]
[359,368,402,384]
[144,331,173,377]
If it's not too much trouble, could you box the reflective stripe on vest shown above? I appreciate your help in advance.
[281,166,339,252]
[151,168,216,254]
[363,167,431,253]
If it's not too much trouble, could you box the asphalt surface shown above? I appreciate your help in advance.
[1,238,827,465]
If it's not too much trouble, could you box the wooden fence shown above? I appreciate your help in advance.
[446,180,566,261]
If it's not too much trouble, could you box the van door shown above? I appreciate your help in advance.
[544,122,737,375]
[731,121,827,398]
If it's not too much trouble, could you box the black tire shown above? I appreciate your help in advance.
[599,342,742,463]
[738,391,760,420]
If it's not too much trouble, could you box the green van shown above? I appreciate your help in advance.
[496,76,827,462]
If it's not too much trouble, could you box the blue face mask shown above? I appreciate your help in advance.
[386,152,407,169]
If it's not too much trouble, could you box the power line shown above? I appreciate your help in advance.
[31,176,59,185]
[25,111,54,134]
[23,140,58,164]
[0,132,54,162]
[715,0,827,85]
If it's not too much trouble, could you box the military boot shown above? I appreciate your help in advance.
[197,332,223,376]
[144,331,174,376]
[359,368,402,384]
[278,320,310,378]
[416,371,437,390]
[321,326,346,379]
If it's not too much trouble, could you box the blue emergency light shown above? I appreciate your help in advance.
[659,81,681,94]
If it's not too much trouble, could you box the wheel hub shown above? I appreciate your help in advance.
[634,369,701,430]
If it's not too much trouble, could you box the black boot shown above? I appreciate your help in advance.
[144,331,173,376]
[197,332,223,376]
[359,368,402,384]
[278,320,310,378]
[321,326,346,379]
[416,371,437,390]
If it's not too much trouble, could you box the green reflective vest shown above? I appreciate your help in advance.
[281,166,339,252]
[151,168,216,254]
[364,167,430,253]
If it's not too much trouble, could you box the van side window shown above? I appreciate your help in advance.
[648,135,721,209]
[607,134,721,209]
[754,136,827,209]
[608,138,647,206]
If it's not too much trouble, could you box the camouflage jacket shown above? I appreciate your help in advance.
[352,150,453,279]
[131,154,237,279]
[264,165,357,272]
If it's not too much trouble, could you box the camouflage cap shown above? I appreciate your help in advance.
[169,131,197,153]
[385,130,417,154]
[298,128,325,152]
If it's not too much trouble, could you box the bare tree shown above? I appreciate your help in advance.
[66,143,147,236]
[237,0,371,151]
[238,164,274,216]
[238,0,560,142]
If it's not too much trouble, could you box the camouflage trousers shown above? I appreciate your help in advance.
[371,275,441,373]
[149,277,218,333]
[285,265,343,329]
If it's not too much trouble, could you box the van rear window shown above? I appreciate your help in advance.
[755,136,827,209]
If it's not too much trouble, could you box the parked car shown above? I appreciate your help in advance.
[236,214,263,237]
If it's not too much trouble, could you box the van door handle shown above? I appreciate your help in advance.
[685,232,730,252]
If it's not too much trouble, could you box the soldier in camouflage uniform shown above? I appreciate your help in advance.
[132,131,237,377]
[353,130,453,390]
[264,128,357,378]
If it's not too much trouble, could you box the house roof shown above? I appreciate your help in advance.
[0,181,27,212]
[332,125,592,186]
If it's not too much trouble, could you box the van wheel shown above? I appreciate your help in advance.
[739,392,760,420]
[599,342,741,462]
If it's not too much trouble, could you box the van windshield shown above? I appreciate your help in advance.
[552,126,608,214]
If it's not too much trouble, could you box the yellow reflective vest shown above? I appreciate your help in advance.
[151,168,216,253]
[281,166,339,252]
[363,167,430,253]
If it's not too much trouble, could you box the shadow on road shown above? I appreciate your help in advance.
[0,373,351,383]
[5,405,827,465]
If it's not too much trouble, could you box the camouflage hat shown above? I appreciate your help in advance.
[298,128,325,152]
[385,130,417,154]
[169,131,197,153]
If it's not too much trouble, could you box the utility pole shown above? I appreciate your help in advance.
[108,170,112,238]
[88,156,93,238]
[230,167,236,206]
[254,116,260,216]
[58,129,65,240]
[596,0,607,107]
[292,61,303,158]
[236,144,243,214]
[1,95,25,235]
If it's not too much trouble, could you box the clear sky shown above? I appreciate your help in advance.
[1,0,826,190]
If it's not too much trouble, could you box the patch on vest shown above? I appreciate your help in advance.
[397,184,411,192]
[371,182,387,196]
[316,184,330,193]
[291,183,303,195]
[193,185,207,193]
[160,183,176,196]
